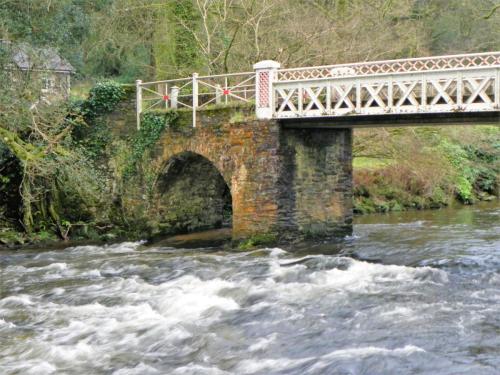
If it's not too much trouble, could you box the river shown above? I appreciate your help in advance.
[1,202,499,374]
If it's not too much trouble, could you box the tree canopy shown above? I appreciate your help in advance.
[1,0,499,81]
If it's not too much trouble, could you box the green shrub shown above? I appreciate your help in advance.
[83,81,126,119]
[455,175,474,203]
[70,81,126,161]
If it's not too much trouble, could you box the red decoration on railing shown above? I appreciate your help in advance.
[163,95,169,101]
[258,71,270,107]
[223,89,230,95]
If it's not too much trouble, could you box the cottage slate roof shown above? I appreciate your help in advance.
[1,41,74,73]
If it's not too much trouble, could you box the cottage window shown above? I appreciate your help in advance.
[42,77,55,91]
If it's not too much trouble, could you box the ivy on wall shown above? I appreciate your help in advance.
[70,81,126,160]
[124,111,178,178]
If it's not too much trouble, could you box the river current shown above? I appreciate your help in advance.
[1,203,499,374]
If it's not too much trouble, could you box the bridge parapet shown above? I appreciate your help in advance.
[276,51,500,81]
[136,71,255,129]
[274,66,500,119]
[136,51,500,127]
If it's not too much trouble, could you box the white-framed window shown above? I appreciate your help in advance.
[41,76,56,91]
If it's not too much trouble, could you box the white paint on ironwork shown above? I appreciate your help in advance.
[171,86,179,109]
[277,51,500,81]
[330,67,356,77]
[274,68,499,118]
[136,72,256,127]
[135,52,500,128]
[192,73,198,128]
[254,60,281,119]
[135,79,142,130]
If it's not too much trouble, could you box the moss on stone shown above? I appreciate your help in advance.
[237,233,278,250]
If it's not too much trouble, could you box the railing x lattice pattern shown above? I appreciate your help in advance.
[274,52,500,119]
[136,51,500,127]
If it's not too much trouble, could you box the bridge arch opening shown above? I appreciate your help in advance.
[155,151,232,235]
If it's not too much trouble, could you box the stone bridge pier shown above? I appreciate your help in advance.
[152,109,353,241]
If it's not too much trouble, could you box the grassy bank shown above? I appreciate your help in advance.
[352,126,499,214]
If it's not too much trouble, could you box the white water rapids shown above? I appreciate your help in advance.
[1,204,499,374]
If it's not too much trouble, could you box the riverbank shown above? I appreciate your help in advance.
[353,125,499,214]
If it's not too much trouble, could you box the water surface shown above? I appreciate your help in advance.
[1,202,499,374]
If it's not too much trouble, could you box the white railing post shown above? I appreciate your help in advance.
[216,84,223,105]
[224,76,229,105]
[496,68,500,109]
[254,60,281,119]
[457,71,463,109]
[164,83,169,109]
[171,86,179,109]
[136,79,142,130]
[192,72,198,127]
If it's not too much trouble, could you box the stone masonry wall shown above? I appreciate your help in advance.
[152,109,282,239]
[107,103,353,241]
[278,127,353,239]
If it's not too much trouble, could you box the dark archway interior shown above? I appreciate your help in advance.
[156,152,232,234]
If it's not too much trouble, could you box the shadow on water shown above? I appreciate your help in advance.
[145,200,499,259]
[147,227,353,256]
[149,227,233,250]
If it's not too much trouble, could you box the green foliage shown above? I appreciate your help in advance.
[0,228,25,245]
[82,81,126,119]
[0,142,22,226]
[75,119,112,161]
[70,81,125,160]
[353,127,499,214]
[454,176,474,203]
[168,0,203,75]
[3,0,500,81]
[123,112,177,178]
[31,230,58,243]
[464,143,499,194]
[238,233,278,250]
[0,1,107,74]
[439,139,476,202]
[0,75,127,242]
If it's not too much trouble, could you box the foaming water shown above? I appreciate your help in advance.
[1,203,499,374]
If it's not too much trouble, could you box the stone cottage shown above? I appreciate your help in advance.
[1,40,74,100]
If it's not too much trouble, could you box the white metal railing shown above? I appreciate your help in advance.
[135,51,500,127]
[136,72,255,128]
[273,67,500,118]
[276,51,500,81]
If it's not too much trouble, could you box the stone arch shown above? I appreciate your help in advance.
[154,151,232,234]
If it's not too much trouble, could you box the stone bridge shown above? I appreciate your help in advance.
[150,108,352,241]
[131,51,500,242]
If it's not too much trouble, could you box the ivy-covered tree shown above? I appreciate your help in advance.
[0,45,116,240]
